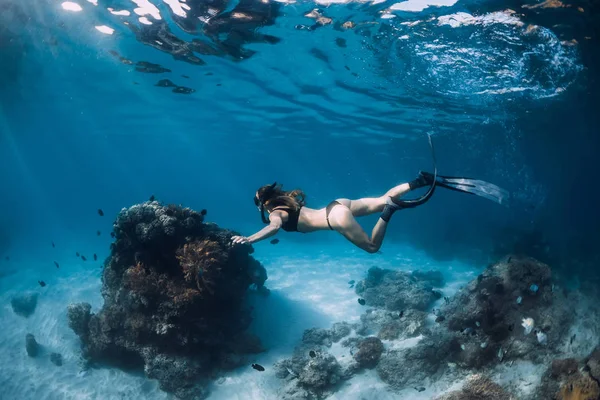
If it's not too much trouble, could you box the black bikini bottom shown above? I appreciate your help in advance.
[325,200,341,230]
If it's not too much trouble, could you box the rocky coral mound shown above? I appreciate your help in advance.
[67,201,268,400]
[535,348,600,400]
[274,322,356,399]
[355,267,444,311]
[11,292,38,317]
[435,256,573,368]
[435,375,514,400]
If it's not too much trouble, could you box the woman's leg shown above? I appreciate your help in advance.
[327,205,389,254]
[337,182,412,217]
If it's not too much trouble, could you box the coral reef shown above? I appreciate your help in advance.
[353,337,384,368]
[11,292,38,317]
[436,256,574,368]
[535,348,600,400]
[274,322,356,399]
[435,375,514,400]
[355,267,444,311]
[67,201,268,400]
[272,256,589,399]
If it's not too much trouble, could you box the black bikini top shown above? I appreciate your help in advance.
[273,206,301,232]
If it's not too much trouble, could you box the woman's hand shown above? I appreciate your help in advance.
[231,235,250,245]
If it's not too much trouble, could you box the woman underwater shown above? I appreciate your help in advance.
[231,137,508,253]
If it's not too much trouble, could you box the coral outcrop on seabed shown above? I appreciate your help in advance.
[11,292,38,317]
[435,374,514,400]
[273,267,444,399]
[67,201,268,400]
[535,348,600,400]
[355,267,444,311]
[274,322,355,399]
[275,255,589,399]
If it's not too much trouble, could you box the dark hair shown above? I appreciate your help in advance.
[255,182,306,212]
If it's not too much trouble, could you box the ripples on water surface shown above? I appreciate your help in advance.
[1,0,588,140]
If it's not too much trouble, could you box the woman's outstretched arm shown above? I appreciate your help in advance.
[231,213,283,245]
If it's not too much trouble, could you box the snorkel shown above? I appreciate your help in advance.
[254,182,277,224]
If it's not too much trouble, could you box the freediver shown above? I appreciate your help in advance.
[231,136,508,253]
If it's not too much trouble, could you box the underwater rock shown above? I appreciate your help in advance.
[25,333,39,357]
[50,352,63,366]
[11,292,38,317]
[586,347,600,382]
[377,332,458,389]
[67,303,92,338]
[357,308,427,340]
[551,358,579,377]
[434,374,512,400]
[302,328,332,347]
[353,337,384,368]
[297,353,342,389]
[329,322,352,343]
[274,321,359,399]
[437,256,573,368]
[355,267,442,312]
[66,201,268,400]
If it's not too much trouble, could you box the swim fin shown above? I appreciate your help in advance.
[419,171,509,205]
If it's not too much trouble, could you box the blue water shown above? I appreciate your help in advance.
[1,0,599,398]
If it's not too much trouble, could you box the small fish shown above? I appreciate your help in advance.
[398,310,404,318]
[97,230,101,236]
[475,321,481,327]
[54,261,60,268]
[516,296,523,305]
[497,347,504,361]
[435,315,445,323]
[149,195,155,201]
[76,252,80,257]
[358,298,366,306]
[460,344,466,351]
[97,209,104,216]
[93,254,98,261]
[172,86,195,94]
[570,334,576,345]
[182,75,190,79]
[551,284,555,293]
[81,256,87,261]
[444,296,450,305]
[251,363,265,372]
[522,317,535,335]
[348,280,355,285]
[507,256,512,263]
[270,239,279,245]
[5,256,9,261]
[309,350,316,358]
[285,367,297,377]
[447,362,457,368]
[463,327,474,335]
[155,79,176,88]
[38,281,46,287]
[349,284,354,289]
[200,209,207,216]
[110,232,116,238]
[414,387,426,392]
[529,284,539,293]
[51,241,55,248]
[536,331,547,345]
[480,342,488,348]
[432,290,443,299]
[508,323,514,332]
